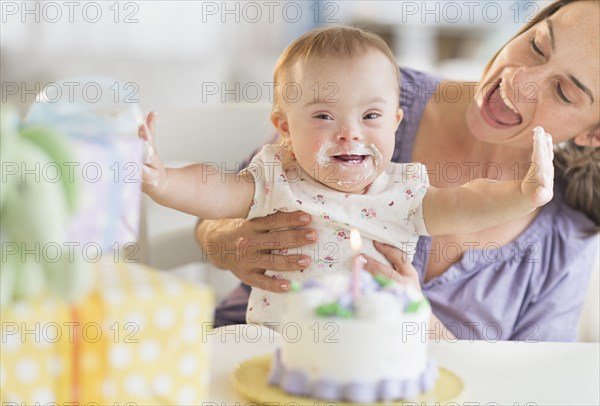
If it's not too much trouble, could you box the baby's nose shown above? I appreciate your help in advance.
[336,126,362,142]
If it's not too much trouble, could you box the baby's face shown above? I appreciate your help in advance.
[274,50,402,194]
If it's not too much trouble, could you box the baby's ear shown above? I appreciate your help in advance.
[271,111,290,136]
[573,125,600,147]
[396,108,404,127]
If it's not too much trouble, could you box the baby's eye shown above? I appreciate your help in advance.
[363,112,380,120]
[314,113,333,120]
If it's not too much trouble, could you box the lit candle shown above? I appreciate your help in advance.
[350,229,362,298]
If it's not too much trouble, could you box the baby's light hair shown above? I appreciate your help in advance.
[272,26,400,114]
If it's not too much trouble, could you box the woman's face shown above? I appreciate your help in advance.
[467,1,599,149]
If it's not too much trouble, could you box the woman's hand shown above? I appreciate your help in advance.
[522,127,554,206]
[138,111,168,198]
[361,241,421,291]
[363,241,457,341]
[195,211,317,293]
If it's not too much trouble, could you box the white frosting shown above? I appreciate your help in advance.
[314,141,384,189]
[354,291,403,319]
[319,273,351,297]
[284,288,330,319]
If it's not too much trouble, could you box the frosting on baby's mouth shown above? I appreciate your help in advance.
[315,141,384,189]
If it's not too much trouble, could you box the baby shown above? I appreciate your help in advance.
[140,26,554,328]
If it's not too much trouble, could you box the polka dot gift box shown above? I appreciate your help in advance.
[0,295,73,404]
[1,261,215,405]
[78,261,215,405]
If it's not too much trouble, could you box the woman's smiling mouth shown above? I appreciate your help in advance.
[483,79,523,127]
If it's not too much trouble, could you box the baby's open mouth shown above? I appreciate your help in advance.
[317,142,383,188]
[331,154,368,165]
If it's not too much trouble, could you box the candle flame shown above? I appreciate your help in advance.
[350,229,362,251]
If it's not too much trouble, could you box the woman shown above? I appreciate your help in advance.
[195,0,599,341]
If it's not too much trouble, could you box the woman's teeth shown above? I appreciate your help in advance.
[498,82,519,115]
[485,80,523,126]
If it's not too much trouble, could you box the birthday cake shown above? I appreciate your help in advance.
[268,270,438,403]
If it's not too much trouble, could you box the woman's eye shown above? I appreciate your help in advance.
[363,112,380,120]
[556,83,572,104]
[530,38,544,57]
[314,113,332,120]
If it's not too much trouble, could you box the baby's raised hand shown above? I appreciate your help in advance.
[521,126,554,207]
[138,112,167,197]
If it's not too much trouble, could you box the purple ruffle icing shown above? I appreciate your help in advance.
[268,348,439,403]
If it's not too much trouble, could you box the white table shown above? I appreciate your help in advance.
[207,325,599,405]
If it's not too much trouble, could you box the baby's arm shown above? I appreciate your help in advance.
[423,127,554,235]
[139,112,254,219]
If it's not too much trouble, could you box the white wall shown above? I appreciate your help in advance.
[1,1,546,116]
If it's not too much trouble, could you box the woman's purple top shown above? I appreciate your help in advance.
[214,68,597,341]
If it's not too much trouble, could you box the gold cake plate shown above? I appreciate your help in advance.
[232,353,464,405]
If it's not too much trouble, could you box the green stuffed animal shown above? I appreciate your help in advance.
[1,106,89,307]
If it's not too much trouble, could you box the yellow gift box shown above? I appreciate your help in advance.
[0,295,73,404]
[78,261,215,405]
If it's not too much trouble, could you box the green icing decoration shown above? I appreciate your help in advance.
[405,298,427,313]
[290,280,302,292]
[316,302,353,318]
[316,302,338,316]
[335,305,353,319]
[373,274,393,288]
